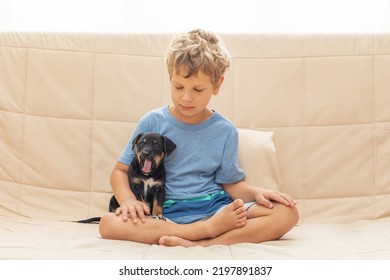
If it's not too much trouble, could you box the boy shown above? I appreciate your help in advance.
[99,29,298,247]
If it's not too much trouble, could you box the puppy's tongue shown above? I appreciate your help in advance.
[142,159,152,174]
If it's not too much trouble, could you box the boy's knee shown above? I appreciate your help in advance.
[287,204,299,225]
[280,203,299,227]
[99,214,116,239]
[272,204,299,240]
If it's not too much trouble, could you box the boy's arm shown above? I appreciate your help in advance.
[223,181,296,209]
[110,162,150,223]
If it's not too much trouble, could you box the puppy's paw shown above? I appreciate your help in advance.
[149,214,166,221]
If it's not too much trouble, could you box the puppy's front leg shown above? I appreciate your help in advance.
[151,188,165,220]
[152,199,163,216]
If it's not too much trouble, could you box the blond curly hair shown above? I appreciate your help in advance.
[166,29,231,87]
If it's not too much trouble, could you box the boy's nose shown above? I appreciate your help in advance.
[181,90,193,101]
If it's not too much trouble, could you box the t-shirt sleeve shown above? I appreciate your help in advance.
[214,129,245,184]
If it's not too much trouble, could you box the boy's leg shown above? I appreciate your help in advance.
[99,199,247,244]
[159,202,299,247]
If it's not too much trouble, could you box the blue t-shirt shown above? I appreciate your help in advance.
[118,106,245,223]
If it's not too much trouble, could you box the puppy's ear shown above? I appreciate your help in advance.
[163,136,176,156]
[131,133,143,150]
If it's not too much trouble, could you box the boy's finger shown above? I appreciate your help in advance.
[120,206,131,222]
[257,195,273,208]
[274,193,295,206]
[136,205,146,222]
[128,208,139,223]
[143,204,151,215]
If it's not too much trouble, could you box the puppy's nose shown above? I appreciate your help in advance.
[142,149,152,156]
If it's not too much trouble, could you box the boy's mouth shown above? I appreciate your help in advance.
[180,105,194,111]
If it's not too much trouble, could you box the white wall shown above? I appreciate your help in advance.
[0,0,389,33]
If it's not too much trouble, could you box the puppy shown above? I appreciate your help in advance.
[109,132,176,220]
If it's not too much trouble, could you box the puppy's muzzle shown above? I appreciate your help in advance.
[139,149,155,175]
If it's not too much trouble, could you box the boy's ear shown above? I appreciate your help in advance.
[213,76,225,95]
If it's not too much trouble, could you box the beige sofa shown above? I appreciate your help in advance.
[1,32,390,259]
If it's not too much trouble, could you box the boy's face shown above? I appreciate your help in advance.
[170,68,223,124]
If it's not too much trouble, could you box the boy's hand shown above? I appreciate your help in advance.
[115,198,150,223]
[255,190,296,209]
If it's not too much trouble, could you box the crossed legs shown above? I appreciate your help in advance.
[99,199,298,247]
[159,201,298,247]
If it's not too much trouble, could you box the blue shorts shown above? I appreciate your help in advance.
[162,191,256,224]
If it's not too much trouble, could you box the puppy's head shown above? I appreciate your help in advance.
[132,132,176,175]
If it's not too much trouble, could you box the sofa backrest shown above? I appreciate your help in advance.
[1,32,389,223]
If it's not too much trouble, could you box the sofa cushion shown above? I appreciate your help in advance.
[237,129,281,190]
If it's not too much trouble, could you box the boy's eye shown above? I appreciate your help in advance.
[175,86,183,90]
[194,88,204,92]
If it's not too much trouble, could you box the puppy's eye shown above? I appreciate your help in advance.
[138,142,145,148]
[153,144,161,150]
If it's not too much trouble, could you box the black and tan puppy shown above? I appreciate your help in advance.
[109,133,176,220]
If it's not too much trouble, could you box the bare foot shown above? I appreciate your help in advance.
[203,199,247,238]
[159,236,197,247]
[158,200,247,247]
